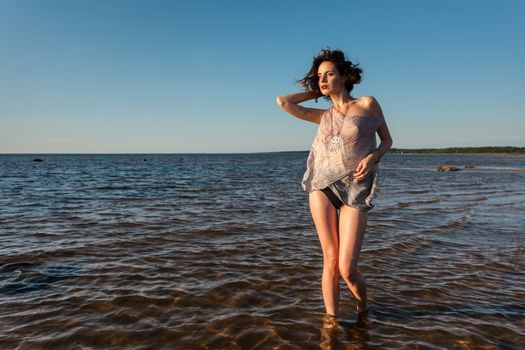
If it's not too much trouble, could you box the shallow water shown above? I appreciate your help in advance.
[0,153,524,349]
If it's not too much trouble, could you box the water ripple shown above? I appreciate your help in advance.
[0,153,524,349]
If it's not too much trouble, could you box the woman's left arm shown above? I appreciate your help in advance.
[373,115,393,164]
[353,96,393,181]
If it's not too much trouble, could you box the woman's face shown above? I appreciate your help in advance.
[317,61,346,96]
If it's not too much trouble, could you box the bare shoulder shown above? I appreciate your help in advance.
[360,95,384,117]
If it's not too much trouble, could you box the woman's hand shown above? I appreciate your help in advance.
[353,152,378,181]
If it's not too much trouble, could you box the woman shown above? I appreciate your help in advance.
[276,48,393,318]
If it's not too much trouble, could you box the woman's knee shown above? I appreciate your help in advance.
[323,254,339,273]
[339,265,360,284]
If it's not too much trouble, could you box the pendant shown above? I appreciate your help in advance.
[330,135,342,152]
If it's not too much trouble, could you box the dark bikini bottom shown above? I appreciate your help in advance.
[320,186,343,209]
[319,173,378,212]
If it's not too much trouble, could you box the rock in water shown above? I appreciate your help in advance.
[32,158,43,162]
[437,165,461,172]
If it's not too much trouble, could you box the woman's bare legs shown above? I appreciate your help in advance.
[338,205,368,313]
[309,190,340,316]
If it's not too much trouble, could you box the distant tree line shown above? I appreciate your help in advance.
[388,147,525,154]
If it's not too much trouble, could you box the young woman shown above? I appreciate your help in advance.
[276,48,393,318]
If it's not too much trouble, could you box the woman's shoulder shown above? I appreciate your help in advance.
[358,95,379,107]
[359,96,384,118]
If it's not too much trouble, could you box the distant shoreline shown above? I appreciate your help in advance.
[387,147,525,155]
[272,146,525,156]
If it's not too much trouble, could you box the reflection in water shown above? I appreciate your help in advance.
[320,314,340,349]
[320,312,371,350]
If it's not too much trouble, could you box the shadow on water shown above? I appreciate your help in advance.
[0,261,81,296]
[371,304,525,321]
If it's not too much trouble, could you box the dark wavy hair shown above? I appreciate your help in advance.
[298,48,363,101]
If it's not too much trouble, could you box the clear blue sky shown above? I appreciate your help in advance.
[1,0,524,153]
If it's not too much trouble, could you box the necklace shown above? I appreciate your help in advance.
[328,97,359,152]
[329,107,346,153]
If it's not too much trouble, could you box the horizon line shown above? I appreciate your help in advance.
[1,145,524,156]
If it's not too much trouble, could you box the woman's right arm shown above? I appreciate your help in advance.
[275,91,325,124]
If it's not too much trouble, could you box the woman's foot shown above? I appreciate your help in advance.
[355,303,371,315]
[322,313,338,328]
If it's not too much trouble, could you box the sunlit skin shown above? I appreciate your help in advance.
[276,59,393,317]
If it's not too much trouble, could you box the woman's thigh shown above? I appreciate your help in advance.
[309,190,340,258]
[338,205,368,273]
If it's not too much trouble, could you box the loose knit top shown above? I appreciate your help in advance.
[301,106,385,192]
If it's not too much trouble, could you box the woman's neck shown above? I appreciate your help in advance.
[331,92,356,113]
